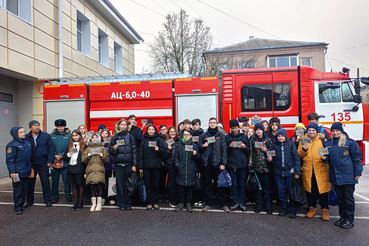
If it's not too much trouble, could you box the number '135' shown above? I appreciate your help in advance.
[331,112,351,121]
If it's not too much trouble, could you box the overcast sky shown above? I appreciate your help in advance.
[110,0,369,77]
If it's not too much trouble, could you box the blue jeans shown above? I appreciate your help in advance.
[228,168,247,204]
[274,175,296,211]
[52,167,70,198]
[255,173,272,207]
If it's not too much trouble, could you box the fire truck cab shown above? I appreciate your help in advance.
[221,65,369,164]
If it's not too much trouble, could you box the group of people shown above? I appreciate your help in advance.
[5,113,363,229]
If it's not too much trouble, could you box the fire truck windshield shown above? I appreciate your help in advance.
[318,82,354,103]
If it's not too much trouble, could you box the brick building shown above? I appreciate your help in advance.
[203,37,328,76]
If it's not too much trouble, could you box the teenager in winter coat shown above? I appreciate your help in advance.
[82,133,109,212]
[322,122,363,229]
[199,117,228,213]
[63,129,86,211]
[174,129,200,212]
[101,129,116,205]
[109,119,137,211]
[298,123,330,221]
[191,118,205,208]
[248,123,272,214]
[138,125,165,210]
[163,126,180,207]
[226,119,249,212]
[50,119,72,203]
[6,127,32,215]
[269,128,301,218]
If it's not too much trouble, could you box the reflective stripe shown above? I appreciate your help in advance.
[90,109,172,118]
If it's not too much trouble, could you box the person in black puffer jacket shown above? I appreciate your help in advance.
[138,125,164,210]
[163,126,180,207]
[191,118,205,208]
[199,117,228,212]
[226,119,249,212]
[248,123,273,214]
[174,129,200,212]
[109,119,137,211]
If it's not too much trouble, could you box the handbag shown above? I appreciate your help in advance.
[126,172,138,198]
[137,173,147,202]
[246,170,262,192]
[108,171,117,197]
[218,170,232,188]
[194,172,203,190]
[290,179,307,206]
[328,189,338,206]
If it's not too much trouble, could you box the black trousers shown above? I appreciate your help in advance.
[334,184,355,223]
[143,168,161,205]
[306,170,328,209]
[115,165,132,208]
[13,177,28,211]
[167,166,178,205]
[178,185,194,203]
[202,164,227,207]
[27,164,52,203]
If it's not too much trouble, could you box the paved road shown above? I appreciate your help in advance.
[0,166,368,246]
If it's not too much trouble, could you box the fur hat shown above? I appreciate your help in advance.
[54,119,67,127]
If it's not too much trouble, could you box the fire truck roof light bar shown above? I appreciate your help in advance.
[40,72,192,84]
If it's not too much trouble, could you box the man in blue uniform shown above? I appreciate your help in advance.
[6,127,32,214]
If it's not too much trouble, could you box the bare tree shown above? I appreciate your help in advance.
[149,9,212,77]
[203,51,261,77]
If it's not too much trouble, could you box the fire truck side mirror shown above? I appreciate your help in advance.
[361,77,369,85]
[353,95,362,104]
[238,116,249,122]
[354,79,361,95]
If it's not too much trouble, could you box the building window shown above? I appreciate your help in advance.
[241,83,291,112]
[1,0,32,23]
[301,57,312,66]
[98,28,109,66]
[268,56,298,68]
[114,42,123,74]
[0,92,13,103]
[238,61,256,69]
[76,10,91,56]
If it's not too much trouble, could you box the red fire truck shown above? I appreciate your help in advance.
[39,66,369,164]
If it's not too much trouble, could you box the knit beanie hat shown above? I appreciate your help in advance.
[307,123,319,132]
[229,119,239,128]
[254,123,264,132]
[294,123,305,130]
[29,120,40,128]
[276,128,288,138]
[331,122,344,132]
[98,124,107,131]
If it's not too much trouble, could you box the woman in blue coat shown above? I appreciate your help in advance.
[6,127,32,215]
[322,122,363,229]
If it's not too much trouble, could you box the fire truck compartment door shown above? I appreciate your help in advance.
[315,82,364,141]
[45,100,86,133]
[176,94,218,127]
